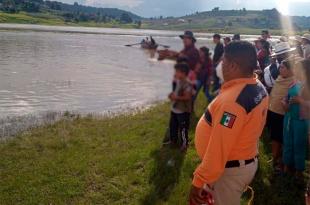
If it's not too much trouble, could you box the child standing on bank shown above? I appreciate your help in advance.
[282,59,309,182]
[168,63,192,151]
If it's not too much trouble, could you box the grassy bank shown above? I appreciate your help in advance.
[0,12,139,28]
[0,12,291,35]
[0,94,307,205]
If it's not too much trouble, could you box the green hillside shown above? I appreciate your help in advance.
[0,11,141,28]
[144,8,310,35]
[1,2,309,35]
[0,0,142,27]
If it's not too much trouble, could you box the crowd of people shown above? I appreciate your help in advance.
[158,30,310,204]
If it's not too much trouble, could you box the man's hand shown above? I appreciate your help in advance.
[189,185,207,205]
[158,49,179,60]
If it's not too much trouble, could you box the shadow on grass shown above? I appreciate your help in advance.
[141,146,185,205]
[242,129,307,205]
[140,102,202,205]
[190,114,200,131]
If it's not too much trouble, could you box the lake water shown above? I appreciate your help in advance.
[0,24,267,119]
[0,24,212,119]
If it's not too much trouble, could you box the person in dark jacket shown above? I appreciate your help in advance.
[213,34,224,66]
[212,34,224,93]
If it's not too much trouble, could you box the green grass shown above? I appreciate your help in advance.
[1,12,306,35]
[0,12,139,28]
[0,12,65,25]
[0,93,307,205]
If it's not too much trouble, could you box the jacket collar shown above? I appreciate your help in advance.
[221,78,257,91]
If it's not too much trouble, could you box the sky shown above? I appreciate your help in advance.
[60,0,310,17]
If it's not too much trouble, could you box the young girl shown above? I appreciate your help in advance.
[282,59,309,182]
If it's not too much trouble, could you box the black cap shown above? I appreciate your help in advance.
[179,31,196,42]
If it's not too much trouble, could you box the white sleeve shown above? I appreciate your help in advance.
[216,61,224,83]
[263,66,273,88]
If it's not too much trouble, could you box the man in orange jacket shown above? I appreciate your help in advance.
[189,41,269,205]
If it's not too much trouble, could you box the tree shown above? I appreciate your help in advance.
[1,0,17,13]
[242,8,247,15]
[78,12,88,21]
[22,1,40,12]
[136,20,142,28]
[120,13,132,24]
[212,7,220,12]
[45,1,58,10]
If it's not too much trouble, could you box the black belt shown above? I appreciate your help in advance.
[225,156,258,168]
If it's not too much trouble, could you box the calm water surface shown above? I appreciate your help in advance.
[0,24,264,118]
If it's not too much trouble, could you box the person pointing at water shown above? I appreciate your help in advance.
[158,30,199,71]
[189,41,269,205]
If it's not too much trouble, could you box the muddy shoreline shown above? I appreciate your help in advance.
[0,100,164,139]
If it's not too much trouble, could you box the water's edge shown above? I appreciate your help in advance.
[0,23,266,39]
[0,100,165,140]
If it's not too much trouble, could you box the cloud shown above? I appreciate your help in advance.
[84,0,143,8]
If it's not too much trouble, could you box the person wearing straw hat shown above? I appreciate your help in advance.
[178,31,200,71]
[158,31,199,72]
[263,42,296,92]
[301,33,310,59]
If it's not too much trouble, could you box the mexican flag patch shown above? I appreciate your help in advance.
[220,112,236,128]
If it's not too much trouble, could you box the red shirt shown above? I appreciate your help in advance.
[179,45,200,71]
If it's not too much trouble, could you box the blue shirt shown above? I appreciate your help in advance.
[286,82,302,119]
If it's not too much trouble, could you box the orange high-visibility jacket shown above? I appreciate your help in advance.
[193,78,269,188]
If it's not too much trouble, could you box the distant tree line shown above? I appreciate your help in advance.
[0,0,142,25]
[150,7,310,31]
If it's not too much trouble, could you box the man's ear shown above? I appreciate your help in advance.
[230,61,239,72]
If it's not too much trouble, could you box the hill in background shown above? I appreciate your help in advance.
[0,2,310,35]
[0,0,142,26]
[143,8,310,35]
